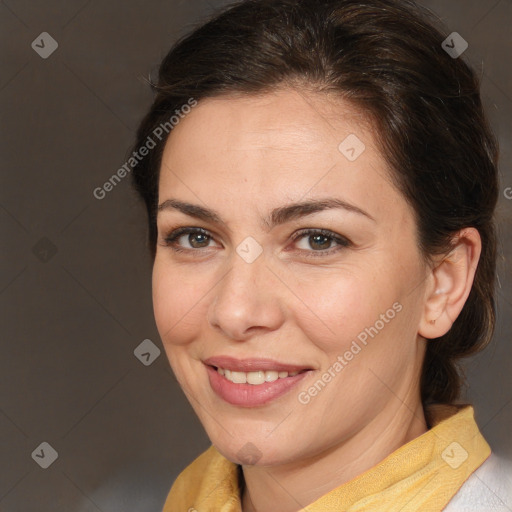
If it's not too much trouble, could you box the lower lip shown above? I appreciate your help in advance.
[205,365,311,407]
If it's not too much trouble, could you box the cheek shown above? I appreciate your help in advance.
[292,254,421,377]
[152,260,209,347]
[291,267,387,351]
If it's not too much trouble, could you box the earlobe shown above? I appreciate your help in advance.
[419,228,481,340]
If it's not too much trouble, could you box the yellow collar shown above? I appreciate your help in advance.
[164,404,490,511]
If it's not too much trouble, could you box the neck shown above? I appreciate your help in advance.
[241,399,427,512]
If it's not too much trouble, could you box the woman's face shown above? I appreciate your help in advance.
[153,88,429,466]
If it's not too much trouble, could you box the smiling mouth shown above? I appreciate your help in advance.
[204,357,314,406]
[210,366,309,385]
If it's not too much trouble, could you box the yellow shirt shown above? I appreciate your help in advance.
[163,404,490,511]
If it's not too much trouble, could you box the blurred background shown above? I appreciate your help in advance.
[1,0,511,510]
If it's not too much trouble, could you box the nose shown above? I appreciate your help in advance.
[207,254,286,341]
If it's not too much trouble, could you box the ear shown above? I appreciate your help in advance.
[419,228,482,339]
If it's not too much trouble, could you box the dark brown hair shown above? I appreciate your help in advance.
[131,0,498,406]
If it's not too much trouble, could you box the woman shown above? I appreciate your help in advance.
[131,0,510,510]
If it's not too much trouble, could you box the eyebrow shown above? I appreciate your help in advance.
[157,197,375,229]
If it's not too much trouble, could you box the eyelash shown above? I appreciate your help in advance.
[162,226,352,258]
[163,227,212,253]
[289,228,351,258]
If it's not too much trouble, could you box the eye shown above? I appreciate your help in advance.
[291,228,351,255]
[163,227,219,250]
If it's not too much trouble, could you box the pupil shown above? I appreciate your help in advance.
[190,233,209,248]
[310,234,331,250]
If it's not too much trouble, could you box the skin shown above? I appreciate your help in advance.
[152,88,481,512]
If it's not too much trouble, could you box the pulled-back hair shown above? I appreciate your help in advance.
[131,0,498,406]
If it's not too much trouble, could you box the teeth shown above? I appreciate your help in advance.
[247,371,265,385]
[265,371,279,382]
[230,371,247,384]
[217,367,301,385]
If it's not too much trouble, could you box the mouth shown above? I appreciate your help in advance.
[203,356,314,407]
[211,366,308,385]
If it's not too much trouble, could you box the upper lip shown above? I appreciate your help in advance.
[203,355,312,373]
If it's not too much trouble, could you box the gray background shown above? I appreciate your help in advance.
[1,0,511,511]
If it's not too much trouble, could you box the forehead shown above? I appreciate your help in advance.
[158,88,404,223]
[164,89,372,160]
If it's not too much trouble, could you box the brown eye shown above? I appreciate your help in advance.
[187,232,211,248]
[308,234,332,250]
[164,227,219,250]
[291,228,352,257]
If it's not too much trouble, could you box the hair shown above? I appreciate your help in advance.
[131,0,498,406]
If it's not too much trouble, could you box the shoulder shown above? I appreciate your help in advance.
[443,453,512,511]
[163,445,220,509]
[162,445,241,511]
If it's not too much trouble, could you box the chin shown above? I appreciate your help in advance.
[211,430,303,467]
